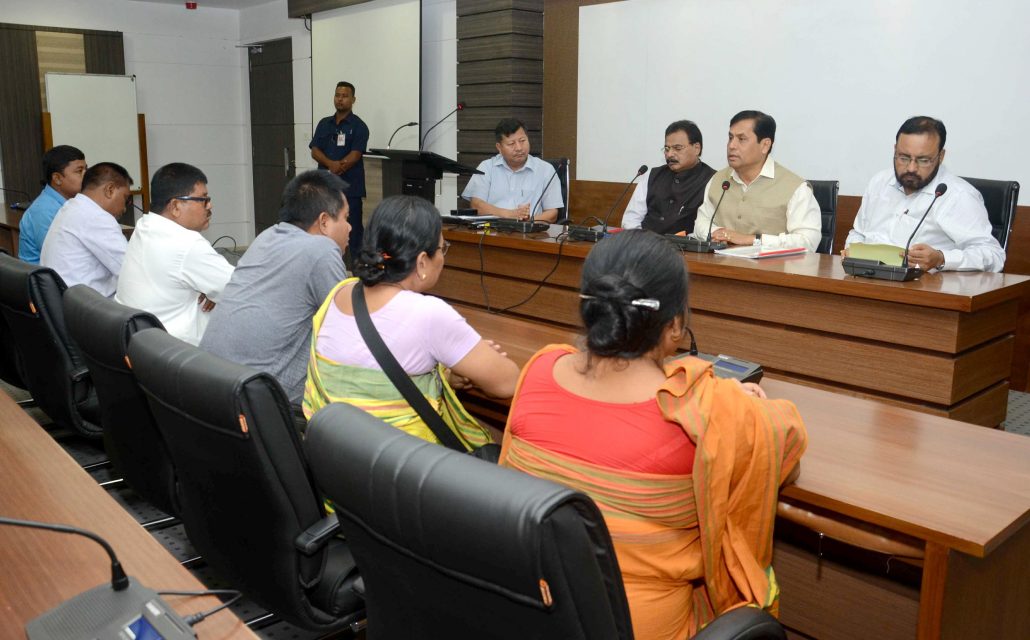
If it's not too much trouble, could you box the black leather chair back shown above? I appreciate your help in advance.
[127,328,361,632]
[0,250,28,390]
[546,157,571,221]
[960,177,1019,249]
[63,285,177,516]
[0,253,101,436]
[305,402,634,639]
[808,180,839,254]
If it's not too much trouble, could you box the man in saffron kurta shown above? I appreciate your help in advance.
[501,345,807,640]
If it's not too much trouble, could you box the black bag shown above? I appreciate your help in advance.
[351,282,500,463]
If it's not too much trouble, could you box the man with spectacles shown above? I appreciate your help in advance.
[461,118,564,222]
[116,163,234,345]
[622,120,716,233]
[691,110,821,252]
[844,116,1004,272]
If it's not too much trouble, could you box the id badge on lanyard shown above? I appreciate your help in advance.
[336,132,347,147]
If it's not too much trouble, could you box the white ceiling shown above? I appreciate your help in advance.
[128,0,276,10]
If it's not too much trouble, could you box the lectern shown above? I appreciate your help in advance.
[370,149,482,203]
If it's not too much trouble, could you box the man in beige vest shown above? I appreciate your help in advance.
[691,110,821,252]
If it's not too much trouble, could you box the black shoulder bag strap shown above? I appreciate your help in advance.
[350,281,467,452]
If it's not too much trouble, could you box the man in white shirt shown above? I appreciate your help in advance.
[461,118,564,223]
[116,163,234,345]
[691,110,822,252]
[844,116,1005,272]
[40,162,133,297]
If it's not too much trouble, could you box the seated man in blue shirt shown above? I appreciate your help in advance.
[18,145,86,264]
[461,118,564,223]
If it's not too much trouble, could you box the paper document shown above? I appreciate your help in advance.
[847,243,905,266]
[714,245,807,259]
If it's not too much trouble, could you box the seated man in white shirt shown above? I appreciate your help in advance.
[844,116,1005,272]
[116,163,234,345]
[461,118,564,223]
[691,110,822,252]
[40,162,133,297]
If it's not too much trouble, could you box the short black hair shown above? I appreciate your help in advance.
[665,120,703,154]
[354,196,443,286]
[579,230,689,360]
[494,118,526,142]
[279,170,349,228]
[336,81,355,95]
[730,110,776,151]
[150,163,208,213]
[42,145,85,185]
[81,162,133,191]
[896,116,947,152]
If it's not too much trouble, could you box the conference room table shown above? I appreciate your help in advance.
[0,389,255,638]
[435,223,1030,427]
[454,304,1030,640]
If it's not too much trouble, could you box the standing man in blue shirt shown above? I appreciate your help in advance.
[18,145,86,263]
[309,81,369,261]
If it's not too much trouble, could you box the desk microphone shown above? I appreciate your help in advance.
[902,182,948,267]
[570,164,647,242]
[496,158,566,234]
[0,516,197,639]
[420,102,464,150]
[842,182,948,281]
[2,186,33,209]
[668,180,730,253]
[387,121,418,149]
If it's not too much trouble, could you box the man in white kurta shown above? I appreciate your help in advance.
[116,163,234,345]
[845,116,1005,272]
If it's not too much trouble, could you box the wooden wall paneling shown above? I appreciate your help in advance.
[457,10,543,39]
[457,129,541,153]
[0,26,44,198]
[457,82,542,107]
[456,0,543,14]
[34,31,85,106]
[457,105,542,130]
[83,31,126,75]
[456,58,544,85]
[457,33,543,62]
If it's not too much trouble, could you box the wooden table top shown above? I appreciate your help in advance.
[0,391,255,638]
[444,224,1030,312]
[456,304,1030,559]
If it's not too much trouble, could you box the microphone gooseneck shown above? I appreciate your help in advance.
[0,516,130,591]
[601,164,648,232]
[387,121,418,149]
[705,180,732,242]
[529,159,566,223]
[902,182,948,268]
[420,103,465,151]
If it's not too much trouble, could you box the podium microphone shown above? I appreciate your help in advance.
[667,180,731,253]
[420,102,465,151]
[387,121,418,149]
[902,182,948,267]
[842,182,948,281]
[570,164,647,242]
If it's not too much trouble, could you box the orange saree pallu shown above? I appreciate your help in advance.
[501,345,807,640]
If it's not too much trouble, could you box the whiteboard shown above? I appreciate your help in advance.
[45,73,142,187]
[578,0,1030,204]
[311,0,421,150]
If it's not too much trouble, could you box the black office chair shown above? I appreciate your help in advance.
[127,329,364,633]
[0,252,102,439]
[305,402,633,639]
[807,180,839,254]
[546,157,571,221]
[960,177,1019,249]
[63,285,178,521]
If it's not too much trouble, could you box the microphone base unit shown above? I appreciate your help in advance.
[664,235,728,253]
[27,577,195,640]
[842,257,923,282]
[490,219,551,234]
[568,226,607,242]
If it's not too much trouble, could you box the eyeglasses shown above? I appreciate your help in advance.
[893,153,940,168]
[661,144,692,153]
[438,240,450,257]
[174,196,212,205]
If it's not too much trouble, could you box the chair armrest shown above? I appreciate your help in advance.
[692,606,785,640]
[70,366,90,383]
[294,515,340,555]
[352,576,365,598]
